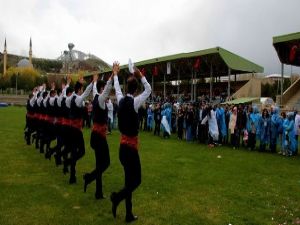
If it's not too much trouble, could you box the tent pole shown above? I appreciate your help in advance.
[210,62,213,103]
[194,71,197,102]
[281,63,284,106]
[191,69,194,101]
[164,73,166,100]
[152,74,154,100]
[177,69,180,96]
[228,67,231,99]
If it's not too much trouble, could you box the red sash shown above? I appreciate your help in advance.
[62,118,71,126]
[26,113,35,119]
[69,118,83,130]
[56,117,63,125]
[45,115,55,124]
[92,123,107,138]
[120,135,138,151]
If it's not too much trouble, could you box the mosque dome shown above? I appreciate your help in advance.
[17,58,32,68]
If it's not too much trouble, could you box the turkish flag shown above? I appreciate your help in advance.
[153,65,158,76]
[193,58,201,70]
[289,45,297,63]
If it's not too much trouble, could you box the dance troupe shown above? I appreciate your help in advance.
[24,62,151,223]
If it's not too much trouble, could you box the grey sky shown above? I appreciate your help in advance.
[1,0,300,74]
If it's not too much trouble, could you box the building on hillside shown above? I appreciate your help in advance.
[2,38,33,73]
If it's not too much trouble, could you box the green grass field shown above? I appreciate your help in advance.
[0,107,300,225]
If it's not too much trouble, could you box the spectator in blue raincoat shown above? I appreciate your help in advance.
[165,104,172,130]
[147,104,153,131]
[270,106,282,153]
[258,108,271,152]
[283,112,297,156]
[281,112,288,155]
[216,106,227,144]
[247,105,261,151]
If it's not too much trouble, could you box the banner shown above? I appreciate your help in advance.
[153,65,158,76]
[193,58,201,70]
[167,62,171,75]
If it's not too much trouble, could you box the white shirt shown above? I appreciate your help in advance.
[36,88,45,107]
[114,75,151,113]
[66,82,93,108]
[29,91,38,107]
[43,95,49,107]
[57,84,69,107]
[106,99,114,121]
[49,95,58,106]
[93,79,112,110]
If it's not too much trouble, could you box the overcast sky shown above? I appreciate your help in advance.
[1,0,300,74]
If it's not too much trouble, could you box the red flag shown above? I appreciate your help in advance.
[141,68,146,76]
[289,45,297,63]
[193,58,201,70]
[153,65,158,76]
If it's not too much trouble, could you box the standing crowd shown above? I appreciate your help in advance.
[138,101,300,156]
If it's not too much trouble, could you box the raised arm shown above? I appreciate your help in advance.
[75,82,93,107]
[98,77,113,109]
[112,62,123,104]
[92,73,99,98]
[30,87,38,107]
[133,69,152,113]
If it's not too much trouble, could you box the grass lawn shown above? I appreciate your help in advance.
[0,106,300,225]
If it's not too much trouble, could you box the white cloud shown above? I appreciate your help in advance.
[1,0,300,74]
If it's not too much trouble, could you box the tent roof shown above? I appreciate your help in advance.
[222,97,259,105]
[93,47,263,80]
[273,32,300,44]
[273,32,300,66]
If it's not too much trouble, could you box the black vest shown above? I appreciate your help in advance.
[47,98,55,117]
[69,95,84,119]
[40,99,46,115]
[118,96,139,137]
[26,99,34,114]
[92,94,108,125]
[53,98,59,117]
[60,97,69,118]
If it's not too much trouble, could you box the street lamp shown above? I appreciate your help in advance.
[15,72,19,96]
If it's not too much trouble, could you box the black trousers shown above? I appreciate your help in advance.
[154,121,161,136]
[85,132,110,196]
[114,144,141,216]
[248,132,256,150]
[198,123,208,144]
[177,125,183,139]
[69,128,85,180]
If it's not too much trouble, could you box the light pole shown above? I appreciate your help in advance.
[15,73,19,96]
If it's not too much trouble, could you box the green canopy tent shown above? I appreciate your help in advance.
[273,32,300,104]
[87,47,263,102]
[221,97,259,105]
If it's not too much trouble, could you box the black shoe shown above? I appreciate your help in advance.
[125,214,138,223]
[83,174,89,193]
[63,161,69,174]
[54,154,62,166]
[45,151,51,160]
[95,193,105,200]
[63,159,70,174]
[69,176,76,184]
[110,192,118,218]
